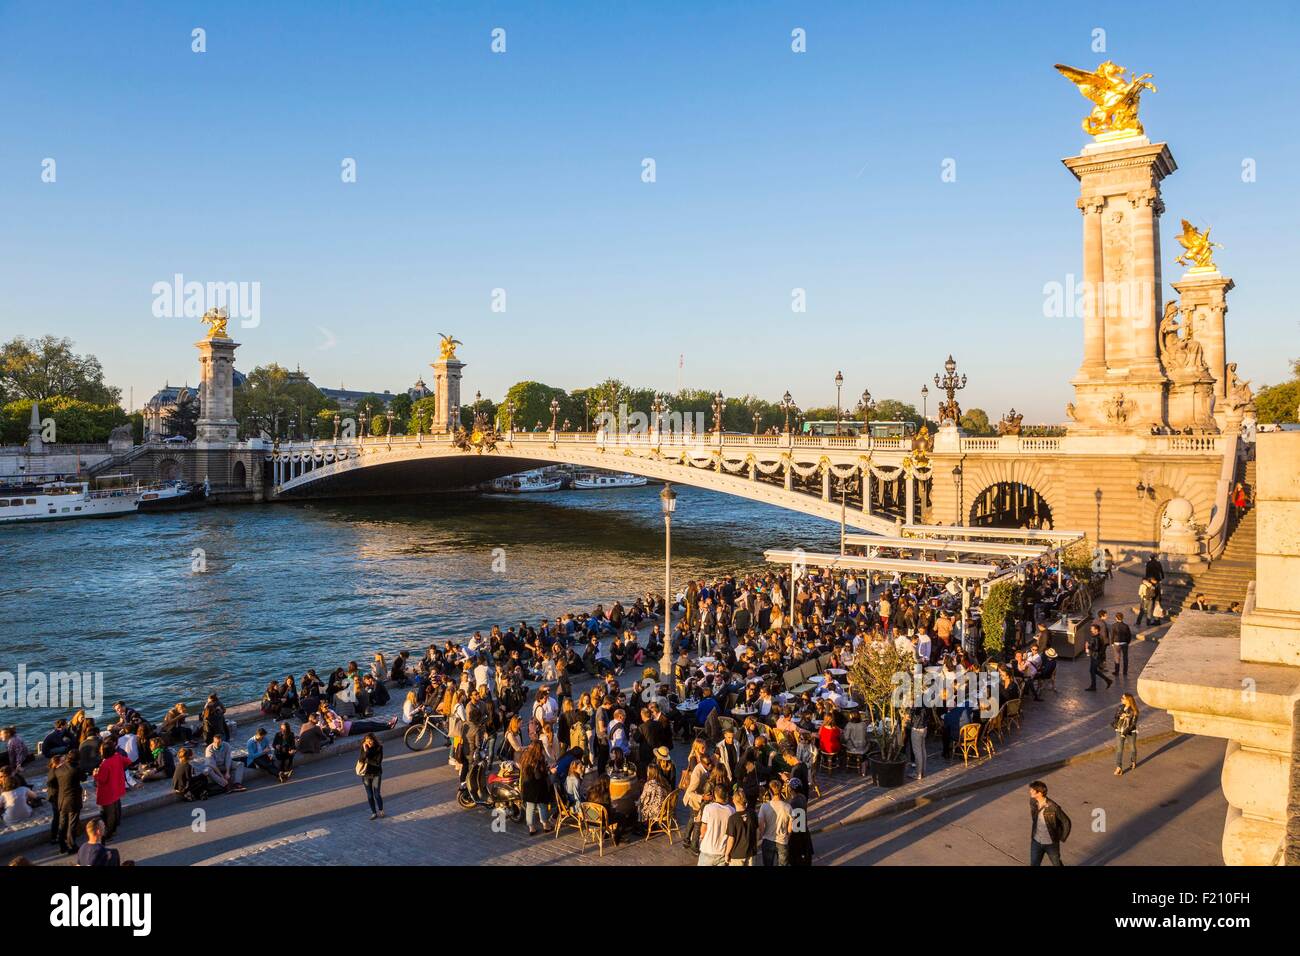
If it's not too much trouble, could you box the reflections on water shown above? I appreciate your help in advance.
[1,486,837,733]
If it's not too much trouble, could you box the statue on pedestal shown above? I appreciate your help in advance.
[1175,219,1221,272]
[1225,363,1255,413]
[997,409,1024,436]
[436,333,463,361]
[1055,61,1156,138]
[201,308,230,340]
[1159,300,1208,373]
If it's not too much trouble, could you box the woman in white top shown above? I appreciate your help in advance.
[1,782,38,825]
[401,691,421,725]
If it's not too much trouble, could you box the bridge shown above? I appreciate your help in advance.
[264,425,1238,554]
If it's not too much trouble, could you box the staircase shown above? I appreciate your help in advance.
[1173,460,1257,613]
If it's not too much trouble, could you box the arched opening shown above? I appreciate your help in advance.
[232,460,247,488]
[969,480,1054,530]
[158,458,182,482]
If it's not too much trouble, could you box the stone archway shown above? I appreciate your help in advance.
[969,480,1055,530]
[232,460,247,488]
[158,458,182,482]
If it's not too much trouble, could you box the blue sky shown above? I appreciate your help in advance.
[2,0,1297,420]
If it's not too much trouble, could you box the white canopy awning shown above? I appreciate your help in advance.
[842,533,1051,561]
[900,524,1085,546]
[762,548,1001,581]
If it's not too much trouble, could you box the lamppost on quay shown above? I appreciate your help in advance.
[834,370,844,436]
[857,388,875,430]
[659,482,678,683]
[549,398,560,431]
[753,412,761,436]
[780,390,795,435]
[921,384,929,424]
[712,391,726,434]
[505,399,515,433]
[933,354,968,426]
[358,409,368,444]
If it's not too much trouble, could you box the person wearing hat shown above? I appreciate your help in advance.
[654,746,677,786]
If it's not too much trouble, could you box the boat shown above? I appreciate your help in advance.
[0,476,141,524]
[483,470,563,493]
[571,472,649,490]
[137,479,209,513]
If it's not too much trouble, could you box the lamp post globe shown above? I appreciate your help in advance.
[659,482,678,681]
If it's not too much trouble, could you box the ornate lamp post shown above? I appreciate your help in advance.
[549,398,560,431]
[712,391,726,434]
[506,399,515,433]
[933,355,968,426]
[385,409,394,440]
[920,384,929,423]
[834,370,844,436]
[597,398,609,434]
[857,388,875,431]
[358,409,368,444]
[753,411,761,436]
[953,464,964,524]
[288,417,297,442]
[651,394,664,439]
[781,390,795,434]
[659,482,678,682]
[332,413,340,442]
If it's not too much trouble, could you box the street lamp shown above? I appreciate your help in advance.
[953,464,963,524]
[332,413,340,442]
[753,412,761,436]
[857,388,875,429]
[933,355,968,426]
[921,384,929,423]
[385,409,394,439]
[712,391,726,434]
[506,400,514,433]
[834,371,844,436]
[1094,487,1103,545]
[781,390,794,434]
[651,395,664,437]
[659,482,678,682]
[549,398,560,431]
[358,409,368,443]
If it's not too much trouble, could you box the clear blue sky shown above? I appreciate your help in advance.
[2,0,1296,421]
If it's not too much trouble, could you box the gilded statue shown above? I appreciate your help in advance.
[1175,219,1221,271]
[1055,61,1156,139]
[1159,300,1207,372]
[201,307,229,339]
[997,409,1024,436]
[436,333,463,361]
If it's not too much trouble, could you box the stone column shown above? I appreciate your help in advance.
[431,357,465,433]
[1173,271,1234,416]
[1078,196,1107,374]
[1129,188,1163,370]
[195,335,240,447]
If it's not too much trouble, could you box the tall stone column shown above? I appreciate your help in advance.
[1173,271,1234,422]
[431,357,465,433]
[1062,139,1176,432]
[1078,196,1107,374]
[195,335,240,447]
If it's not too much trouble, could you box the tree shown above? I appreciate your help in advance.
[0,335,121,405]
[165,389,200,440]
[501,381,569,431]
[233,363,332,438]
[960,407,993,435]
[1,397,128,444]
[1255,359,1300,425]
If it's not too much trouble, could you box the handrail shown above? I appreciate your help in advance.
[1201,431,1240,563]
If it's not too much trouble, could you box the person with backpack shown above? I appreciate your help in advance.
[1028,780,1070,865]
[1113,694,1140,776]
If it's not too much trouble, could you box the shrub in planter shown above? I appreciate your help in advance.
[848,640,912,785]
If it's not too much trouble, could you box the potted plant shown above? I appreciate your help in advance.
[847,641,913,788]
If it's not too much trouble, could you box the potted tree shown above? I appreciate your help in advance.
[848,641,913,788]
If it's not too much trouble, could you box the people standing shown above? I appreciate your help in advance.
[358,733,384,819]
[1027,780,1070,866]
[1111,612,1133,678]
[93,740,130,840]
[697,786,734,866]
[1113,694,1139,776]
[517,740,552,836]
[49,753,85,854]
[1084,623,1113,691]
[723,789,758,866]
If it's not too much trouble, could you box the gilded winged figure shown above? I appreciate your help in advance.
[1175,219,1221,271]
[1055,61,1156,138]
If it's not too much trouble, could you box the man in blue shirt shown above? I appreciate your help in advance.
[695,687,719,727]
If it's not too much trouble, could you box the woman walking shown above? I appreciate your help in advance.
[1113,693,1139,776]
[358,733,385,819]
[517,740,552,836]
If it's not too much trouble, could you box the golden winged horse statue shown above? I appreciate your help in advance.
[1055,61,1156,139]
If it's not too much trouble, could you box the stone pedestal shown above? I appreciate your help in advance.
[1139,432,1300,865]
[1063,137,1176,433]
[431,357,465,433]
[1166,363,1218,433]
[1158,496,1207,574]
[195,336,240,447]
[1172,270,1234,428]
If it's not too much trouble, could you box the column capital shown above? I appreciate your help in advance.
[1076,196,1106,215]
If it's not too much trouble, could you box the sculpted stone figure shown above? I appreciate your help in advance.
[1159,300,1207,373]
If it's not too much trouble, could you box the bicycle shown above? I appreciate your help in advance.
[403,710,450,751]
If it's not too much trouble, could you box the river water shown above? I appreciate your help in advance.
[1,487,838,736]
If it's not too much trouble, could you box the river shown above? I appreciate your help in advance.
[0,486,839,737]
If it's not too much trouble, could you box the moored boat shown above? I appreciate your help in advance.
[0,476,141,524]
[571,472,648,490]
[137,480,209,512]
[483,469,563,493]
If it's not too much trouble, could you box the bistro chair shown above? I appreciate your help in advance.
[985,707,1007,745]
[578,801,617,857]
[956,722,986,766]
[645,789,681,845]
[817,746,840,777]
[553,784,582,839]
[1005,697,1023,733]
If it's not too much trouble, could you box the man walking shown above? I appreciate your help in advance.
[1111,612,1133,678]
[1027,780,1069,866]
[1084,622,1113,691]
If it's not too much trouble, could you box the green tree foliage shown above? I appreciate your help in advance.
[959,407,993,435]
[980,579,1023,656]
[1255,359,1300,425]
[165,389,200,440]
[501,381,569,431]
[0,335,121,406]
[1,397,128,444]
[233,364,333,438]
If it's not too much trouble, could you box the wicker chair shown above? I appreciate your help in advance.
[578,801,617,857]
[644,789,681,845]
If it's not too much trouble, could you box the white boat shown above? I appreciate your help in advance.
[484,470,563,493]
[0,477,141,524]
[572,472,649,490]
